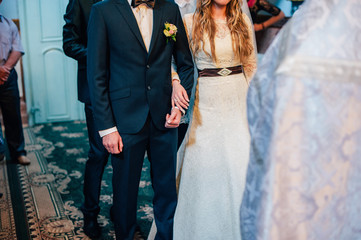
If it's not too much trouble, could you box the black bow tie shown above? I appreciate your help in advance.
[131,0,155,8]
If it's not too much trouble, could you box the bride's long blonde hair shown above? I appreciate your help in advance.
[191,0,253,64]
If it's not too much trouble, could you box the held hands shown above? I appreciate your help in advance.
[165,107,182,128]
[102,131,123,154]
[172,79,189,113]
[165,79,188,128]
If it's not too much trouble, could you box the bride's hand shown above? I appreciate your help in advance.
[172,80,189,112]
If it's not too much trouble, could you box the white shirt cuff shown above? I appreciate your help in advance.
[99,127,118,138]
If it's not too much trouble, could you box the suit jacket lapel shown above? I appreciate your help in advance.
[148,1,164,55]
[114,0,147,51]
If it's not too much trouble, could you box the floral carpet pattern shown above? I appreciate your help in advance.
[19,121,154,239]
[0,160,17,239]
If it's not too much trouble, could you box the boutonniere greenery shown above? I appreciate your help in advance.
[163,22,177,43]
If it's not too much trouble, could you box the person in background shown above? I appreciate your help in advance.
[247,0,285,31]
[0,0,30,165]
[62,0,110,238]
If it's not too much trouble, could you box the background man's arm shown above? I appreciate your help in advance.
[3,50,22,70]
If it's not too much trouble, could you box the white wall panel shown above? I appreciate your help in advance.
[43,48,69,120]
[18,0,83,124]
[39,0,63,41]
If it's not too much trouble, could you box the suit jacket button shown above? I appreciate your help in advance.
[146,65,150,69]
[147,86,151,90]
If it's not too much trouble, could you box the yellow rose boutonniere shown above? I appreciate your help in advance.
[163,22,177,43]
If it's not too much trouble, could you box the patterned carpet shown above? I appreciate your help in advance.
[8,121,154,239]
[0,160,17,239]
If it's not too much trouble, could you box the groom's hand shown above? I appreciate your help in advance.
[102,131,123,154]
[165,108,182,128]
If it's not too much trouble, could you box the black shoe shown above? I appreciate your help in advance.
[83,216,101,239]
[0,153,5,161]
[17,155,31,165]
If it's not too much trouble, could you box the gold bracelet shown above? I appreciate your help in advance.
[172,78,181,86]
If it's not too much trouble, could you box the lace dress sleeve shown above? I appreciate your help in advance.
[242,13,257,80]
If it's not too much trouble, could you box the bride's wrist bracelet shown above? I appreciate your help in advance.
[172,78,181,86]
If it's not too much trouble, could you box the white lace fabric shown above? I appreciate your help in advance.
[241,0,361,239]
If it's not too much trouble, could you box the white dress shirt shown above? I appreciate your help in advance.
[99,0,153,138]
[132,3,153,51]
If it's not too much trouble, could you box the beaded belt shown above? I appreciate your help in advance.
[198,65,243,77]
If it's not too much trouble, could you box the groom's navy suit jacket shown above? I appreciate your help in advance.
[87,0,194,134]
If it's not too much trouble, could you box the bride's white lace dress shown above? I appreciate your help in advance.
[172,13,257,240]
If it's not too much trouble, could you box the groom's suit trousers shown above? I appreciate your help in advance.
[110,115,178,240]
